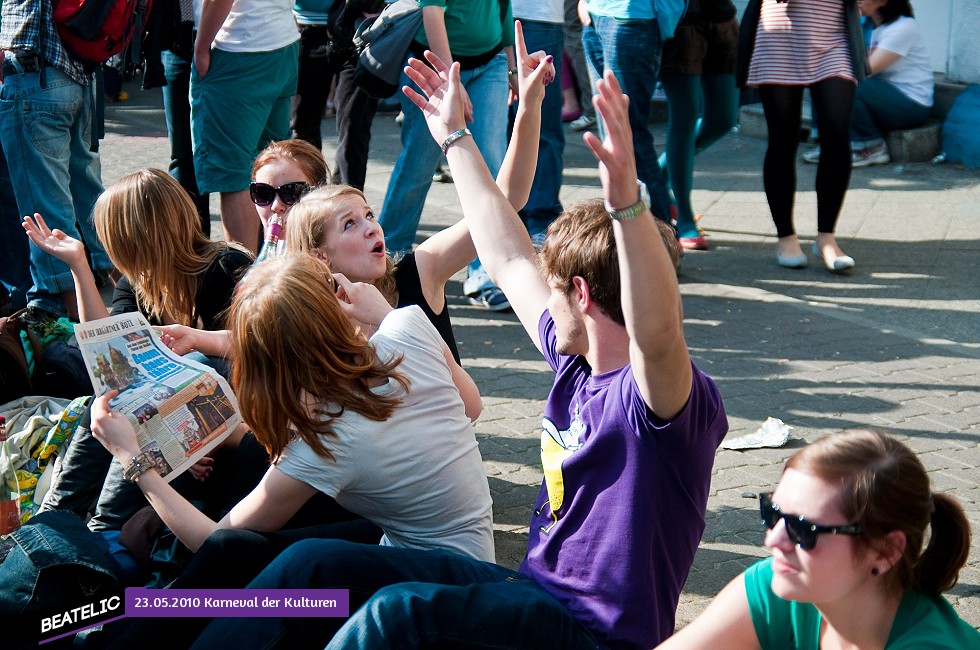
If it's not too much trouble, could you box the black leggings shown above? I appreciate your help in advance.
[760,78,855,238]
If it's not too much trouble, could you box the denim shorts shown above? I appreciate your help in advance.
[191,42,299,194]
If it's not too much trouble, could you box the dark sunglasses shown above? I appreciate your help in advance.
[759,492,861,551]
[249,181,310,207]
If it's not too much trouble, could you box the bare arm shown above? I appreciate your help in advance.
[404,55,551,350]
[158,325,233,358]
[583,73,692,418]
[90,392,315,551]
[23,214,109,322]
[657,574,760,649]
[443,342,481,421]
[414,22,553,309]
[868,47,901,74]
[194,0,234,77]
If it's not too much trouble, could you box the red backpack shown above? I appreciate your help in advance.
[53,0,152,65]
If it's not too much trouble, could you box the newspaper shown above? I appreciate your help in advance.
[74,314,241,482]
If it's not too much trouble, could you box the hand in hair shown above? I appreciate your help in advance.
[333,273,395,331]
[23,213,88,269]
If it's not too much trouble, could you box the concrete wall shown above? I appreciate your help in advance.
[947,0,980,83]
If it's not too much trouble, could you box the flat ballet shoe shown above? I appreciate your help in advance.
[812,244,855,273]
[776,251,808,268]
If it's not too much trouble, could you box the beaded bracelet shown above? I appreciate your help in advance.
[441,128,472,155]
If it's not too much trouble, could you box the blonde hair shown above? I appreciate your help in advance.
[229,254,408,462]
[251,139,329,186]
[285,184,398,303]
[93,169,247,326]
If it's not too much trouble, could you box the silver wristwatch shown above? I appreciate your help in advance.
[605,180,650,221]
[123,452,155,483]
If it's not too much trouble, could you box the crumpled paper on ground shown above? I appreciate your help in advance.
[721,417,794,450]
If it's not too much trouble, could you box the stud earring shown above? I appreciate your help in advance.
[871,567,880,576]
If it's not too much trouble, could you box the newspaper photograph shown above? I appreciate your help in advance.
[74,313,241,482]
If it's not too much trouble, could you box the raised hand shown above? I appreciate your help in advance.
[23,213,87,267]
[402,52,469,151]
[514,20,555,109]
[582,71,641,210]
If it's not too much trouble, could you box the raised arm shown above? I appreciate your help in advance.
[403,52,552,350]
[583,72,692,418]
[90,392,316,551]
[23,213,109,322]
[415,21,553,305]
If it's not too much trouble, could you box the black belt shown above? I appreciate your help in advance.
[2,53,43,75]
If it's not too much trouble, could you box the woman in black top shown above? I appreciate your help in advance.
[24,168,251,330]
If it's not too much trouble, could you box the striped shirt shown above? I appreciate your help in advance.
[1,0,91,86]
[747,0,854,87]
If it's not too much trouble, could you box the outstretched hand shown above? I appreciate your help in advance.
[582,71,641,211]
[402,52,468,149]
[23,213,87,267]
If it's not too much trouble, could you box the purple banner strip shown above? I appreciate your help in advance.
[125,588,350,618]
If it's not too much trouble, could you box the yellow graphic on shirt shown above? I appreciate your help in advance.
[540,406,586,515]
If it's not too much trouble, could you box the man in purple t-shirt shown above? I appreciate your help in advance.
[191,43,727,650]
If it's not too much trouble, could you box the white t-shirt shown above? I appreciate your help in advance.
[871,16,933,107]
[512,0,563,24]
[276,306,495,563]
[215,0,299,52]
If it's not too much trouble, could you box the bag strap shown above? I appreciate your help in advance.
[7,308,46,384]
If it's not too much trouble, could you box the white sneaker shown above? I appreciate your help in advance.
[801,147,821,164]
[569,114,596,131]
[852,143,890,168]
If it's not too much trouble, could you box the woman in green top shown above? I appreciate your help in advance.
[659,428,978,649]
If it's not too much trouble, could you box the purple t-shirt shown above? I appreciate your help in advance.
[519,311,728,649]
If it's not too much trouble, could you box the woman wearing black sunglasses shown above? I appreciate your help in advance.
[658,428,978,649]
[249,139,328,235]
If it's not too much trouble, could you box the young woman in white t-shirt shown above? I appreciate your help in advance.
[851,0,934,167]
[89,254,495,561]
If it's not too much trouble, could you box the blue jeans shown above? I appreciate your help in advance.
[851,76,931,149]
[163,49,211,236]
[0,140,31,310]
[0,66,108,314]
[514,20,565,237]
[582,15,672,224]
[379,51,509,256]
[192,539,599,650]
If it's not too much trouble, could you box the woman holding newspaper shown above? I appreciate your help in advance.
[89,253,494,560]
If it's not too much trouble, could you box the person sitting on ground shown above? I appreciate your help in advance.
[250,139,329,233]
[658,428,979,649]
[90,253,492,559]
[849,0,933,168]
[189,42,728,650]
[164,23,553,365]
[24,169,253,529]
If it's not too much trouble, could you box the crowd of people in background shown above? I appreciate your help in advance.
[0,1,975,649]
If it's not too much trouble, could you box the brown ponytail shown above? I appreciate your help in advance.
[913,492,971,594]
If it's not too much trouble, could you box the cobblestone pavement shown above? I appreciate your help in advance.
[100,88,979,630]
